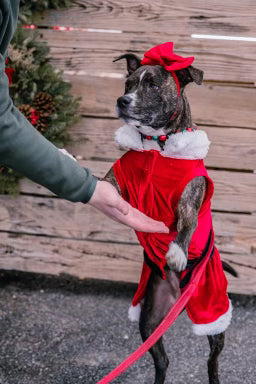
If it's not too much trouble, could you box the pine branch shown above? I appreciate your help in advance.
[1,2,81,194]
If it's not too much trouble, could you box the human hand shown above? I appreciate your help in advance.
[88,180,169,233]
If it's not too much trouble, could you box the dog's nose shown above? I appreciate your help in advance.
[117,96,131,109]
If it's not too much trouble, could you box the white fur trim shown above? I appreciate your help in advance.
[115,125,210,160]
[162,130,210,160]
[115,125,143,151]
[166,242,187,272]
[192,300,233,336]
[128,303,141,322]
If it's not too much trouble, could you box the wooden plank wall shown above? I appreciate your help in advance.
[0,0,256,294]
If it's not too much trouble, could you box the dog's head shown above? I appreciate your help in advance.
[114,53,203,135]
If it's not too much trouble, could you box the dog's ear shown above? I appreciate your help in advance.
[113,53,141,76]
[175,65,204,87]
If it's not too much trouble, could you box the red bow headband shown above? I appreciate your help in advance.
[140,42,194,71]
[140,42,194,122]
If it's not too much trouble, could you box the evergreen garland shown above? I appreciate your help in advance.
[9,26,81,145]
[0,2,81,194]
[19,0,72,24]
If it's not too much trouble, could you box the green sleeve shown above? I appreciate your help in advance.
[0,1,97,203]
[0,64,97,203]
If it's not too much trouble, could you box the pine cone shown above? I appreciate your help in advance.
[18,104,34,120]
[33,92,55,117]
[18,104,47,133]
[35,117,47,133]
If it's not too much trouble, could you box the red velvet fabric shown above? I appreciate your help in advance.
[113,149,230,326]
[140,42,194,71]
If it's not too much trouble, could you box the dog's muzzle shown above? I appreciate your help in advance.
[117,96,132,109]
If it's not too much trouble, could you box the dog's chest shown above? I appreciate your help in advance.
[117,150,201,197]
[142,139,161,151]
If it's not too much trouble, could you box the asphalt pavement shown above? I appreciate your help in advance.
[0,270,255,384]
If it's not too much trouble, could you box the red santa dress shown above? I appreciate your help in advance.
[113,124,232,336]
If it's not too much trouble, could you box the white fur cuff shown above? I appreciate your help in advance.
[192,300,233,336]
[128,303,141,322]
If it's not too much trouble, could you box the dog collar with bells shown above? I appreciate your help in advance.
[140,124,198,142]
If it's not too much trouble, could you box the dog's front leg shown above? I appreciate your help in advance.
[166,176,206,271]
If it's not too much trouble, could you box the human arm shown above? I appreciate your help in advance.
[0,1,97,203]
[0,1,168,232]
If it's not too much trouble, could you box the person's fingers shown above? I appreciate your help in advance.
[88,180,169,233]
[126,208,169,233]
[107,205,169,233]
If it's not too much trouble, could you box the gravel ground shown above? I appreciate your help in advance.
[0,270,255,384]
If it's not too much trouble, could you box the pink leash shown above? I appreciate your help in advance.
[97,233,214,384]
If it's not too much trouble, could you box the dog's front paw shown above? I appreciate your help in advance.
[166,243,187,272]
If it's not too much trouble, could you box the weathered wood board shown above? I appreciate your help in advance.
[62,74,256,129]
[0,232,255,295]
[1,191,256,256]
[38,29,256,83]
[64,117,256,171]
[6,159,256,213]
[39,0,256,37]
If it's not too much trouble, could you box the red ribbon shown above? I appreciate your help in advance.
[5,58,15,84]
[141,42,194,71]
[30,109,40,125]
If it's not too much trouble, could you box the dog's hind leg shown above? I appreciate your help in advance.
[139,269,180,384]
[207,332,225,384]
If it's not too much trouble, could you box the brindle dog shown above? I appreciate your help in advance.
[102,54,235,384]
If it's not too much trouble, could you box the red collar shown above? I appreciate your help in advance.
[140,124,198,142]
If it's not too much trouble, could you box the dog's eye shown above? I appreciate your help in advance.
[125,82,133,92]
[151,83,160,91]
